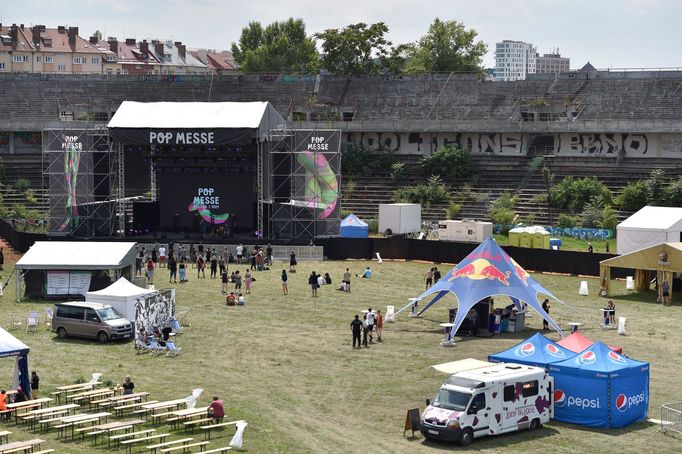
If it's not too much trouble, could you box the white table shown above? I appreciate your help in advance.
[439,323,455,346]
[568,322,583,334]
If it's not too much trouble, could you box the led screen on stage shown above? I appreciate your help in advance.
[158,173,254,230]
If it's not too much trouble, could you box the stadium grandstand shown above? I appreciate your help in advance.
[1,66,682,229]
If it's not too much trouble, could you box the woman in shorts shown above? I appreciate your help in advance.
[281,269,288,295]
[289,251,297,272]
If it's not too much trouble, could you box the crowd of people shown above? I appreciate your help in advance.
[350,308,384,349]
[0,371,40,417]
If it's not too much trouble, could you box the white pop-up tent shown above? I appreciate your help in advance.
[86,277,156,322]
[617,206,682,254]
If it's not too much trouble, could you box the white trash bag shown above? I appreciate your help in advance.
[186,388,203,409]
[229,420,248,449]
[90,373,103,384]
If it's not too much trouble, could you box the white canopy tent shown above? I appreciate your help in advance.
[86,277,156,321]
[15,241,137,301]
[617,206,682,254]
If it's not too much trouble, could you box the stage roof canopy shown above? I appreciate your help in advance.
[108,101,285,142]
[17,242,137,270]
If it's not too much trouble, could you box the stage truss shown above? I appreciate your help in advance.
[266,128,342,240]
[44,126,121,238]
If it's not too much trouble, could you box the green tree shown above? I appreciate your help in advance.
[548,176,612,213]
[420,145,476,179]
[231,18,318,73]
[616,180,648,212]
[315,22,392,75]
[405,18,487,73]
[664,176,682,207]
[645,168,666,205]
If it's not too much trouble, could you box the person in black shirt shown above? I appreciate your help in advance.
[210,254,218,279]
[122,375,135,395]
[168,256,178,283]
[350,315,363,348]
[30,372,39,399]
[542,299,550,330]
[433,267,441,281]
[266,244,273,265]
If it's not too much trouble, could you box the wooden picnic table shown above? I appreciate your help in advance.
[166,407,209,429]
[83,418,145,446]
[140,399,187,422]
[21,403,80,429]
[94,391,150,408]
[0,438,45,454]
[69,387,117,404]
[50,412,111,439]
[5,398,53,422]
[52,382,101,402]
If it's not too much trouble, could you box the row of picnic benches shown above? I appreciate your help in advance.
[1,382,244,453]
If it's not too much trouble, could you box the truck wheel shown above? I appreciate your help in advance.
[529,418,541,431]
[97,331,110,344]
[57,327,68,339]
[459,428,473,446]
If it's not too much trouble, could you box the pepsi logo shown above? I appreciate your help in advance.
[546,344,565,357]
[615,394,628,412]
[518,343,535,356]
[554,389,566,407]
[608,351,626,364]
[580,351,597,365]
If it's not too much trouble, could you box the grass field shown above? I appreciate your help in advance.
[1,255,681,453]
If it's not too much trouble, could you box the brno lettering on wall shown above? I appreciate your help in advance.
[344,132,527,155]
[555,133,650,156]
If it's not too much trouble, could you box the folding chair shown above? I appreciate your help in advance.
[26,311,40,333]
[170,318,183,335]
[142,338,166,356]
[165,341,182,357]
[9,314,22,330]
[45,308,54,330]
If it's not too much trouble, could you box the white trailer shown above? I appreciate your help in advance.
[378,203,421,235]
[438,220,493,243]
[421,362,553,446]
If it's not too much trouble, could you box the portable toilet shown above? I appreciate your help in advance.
[519,231,531,248]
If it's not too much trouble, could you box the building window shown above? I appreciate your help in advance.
[106,68,112,74]
[58,64,66,71]
[91,57,100,64]
[45,56,54,63]
[0,63,5,69]
[57,52,65,56]
[12,55,29,63]
[73,57,85,64]
[36,56,42,62]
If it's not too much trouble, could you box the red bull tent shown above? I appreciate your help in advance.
[396,237,565,338]
[549,341,649,428]
[0,327,31,398]
[488,332,576,367]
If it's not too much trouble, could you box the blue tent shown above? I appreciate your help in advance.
[489,332,576,368]
[339,213,369,238]
[397,237,564,338]
[549,341,649,428]
[0,327,31,398]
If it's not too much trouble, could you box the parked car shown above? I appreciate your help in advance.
[52,301,133,343]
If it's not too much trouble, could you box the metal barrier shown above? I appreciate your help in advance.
[659,401,682,434]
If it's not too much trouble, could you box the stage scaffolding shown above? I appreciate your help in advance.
[44,126,120,238]
[267,128,342,240]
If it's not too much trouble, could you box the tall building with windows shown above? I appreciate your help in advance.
[494,40,537,81]
[536,52,570,74]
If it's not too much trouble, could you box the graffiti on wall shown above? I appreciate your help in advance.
[555,133,650,156]
[344,132,527,155]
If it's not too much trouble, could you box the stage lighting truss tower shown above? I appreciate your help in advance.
[43,126,118,238]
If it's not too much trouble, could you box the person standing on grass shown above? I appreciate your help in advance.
[266,244,273,265]
[309,271,318,297]
[122,375,134,395]
[158,245,166,268]
[425,268,434,289]
[197,255,206,279]
[350,315,363,348]
[179,259,187,283]
[168,255,177,283]
[289,251,297,272]
[245,270,252,294]
[433,267,441,281]
[135,253,142,277]
[362,314,370,348]
[234,270,242,292]
[366,308,376,342]
[542,299,550,330]
[221,268,229,294]
[30,371,40,399]
[146,258,154,284]
[208,396,225,423]
[210,253,218,279]
[281,269,288,295]
[236,244,244,264]
[375,309,384,342]
[343,268,351,292]
[218,255,226,276]
[662,280,671,306]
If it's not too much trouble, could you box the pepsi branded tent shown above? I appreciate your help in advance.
[488,332,576,368]
[397,237,564,338]
[339,214,369,238]
[549,341,649,428]
[0,327,31,398]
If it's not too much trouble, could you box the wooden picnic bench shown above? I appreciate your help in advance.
[200,421,240,440]
[109,429,156,449]
[202,447,232,453]
[146,437,194,454]
[166,407,209,429]
[82,418,145,446]
[0,432,10,444]
[183,418,213,432]
[21,403,80,428]
[5,398,53,422]
[120,433,169,454]
[159,440,210,453]
[0,438,46,454]
[114,400,159,416]
[51,382,101,403]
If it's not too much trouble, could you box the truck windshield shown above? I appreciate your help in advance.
[431,389,471,411]
[96,307,123,321]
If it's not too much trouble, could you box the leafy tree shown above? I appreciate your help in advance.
[616,180,648,212]
[580,198,604,228]
[315,22,392,75]
[645,168,666,205]
[420,145,476,179]
[393,175,451,207]
[341,143,396,177]
[664,176,682,207]
[446,202,461,220]
[231,18,318,73]
[488,191,518,231]
[557,213,580,228]
[548,176,612,213]
[404,18,487,73]
[380,43,409,75]
[601,205,619,231]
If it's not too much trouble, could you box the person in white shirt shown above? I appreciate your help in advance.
[158,245,167,268]
[366,308,376,342]
[236,244,244,263]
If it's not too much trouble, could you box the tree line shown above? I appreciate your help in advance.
[230,18,487,75]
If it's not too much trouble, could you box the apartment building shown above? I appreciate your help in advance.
[190,50,238,75]
[536,52,570,74]
[494,40,537,81]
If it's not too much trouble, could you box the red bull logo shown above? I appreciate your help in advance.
[448,258,511,285]
[510,258,529,286]
[608,350,627,364]
[546,344,565,357]
[518,343,535,356]
[615,392,645,412]
[580,351,597,365]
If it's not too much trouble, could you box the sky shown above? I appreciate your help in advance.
[2,0,680,69]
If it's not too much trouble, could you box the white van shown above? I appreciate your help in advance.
[421,363,553,446]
